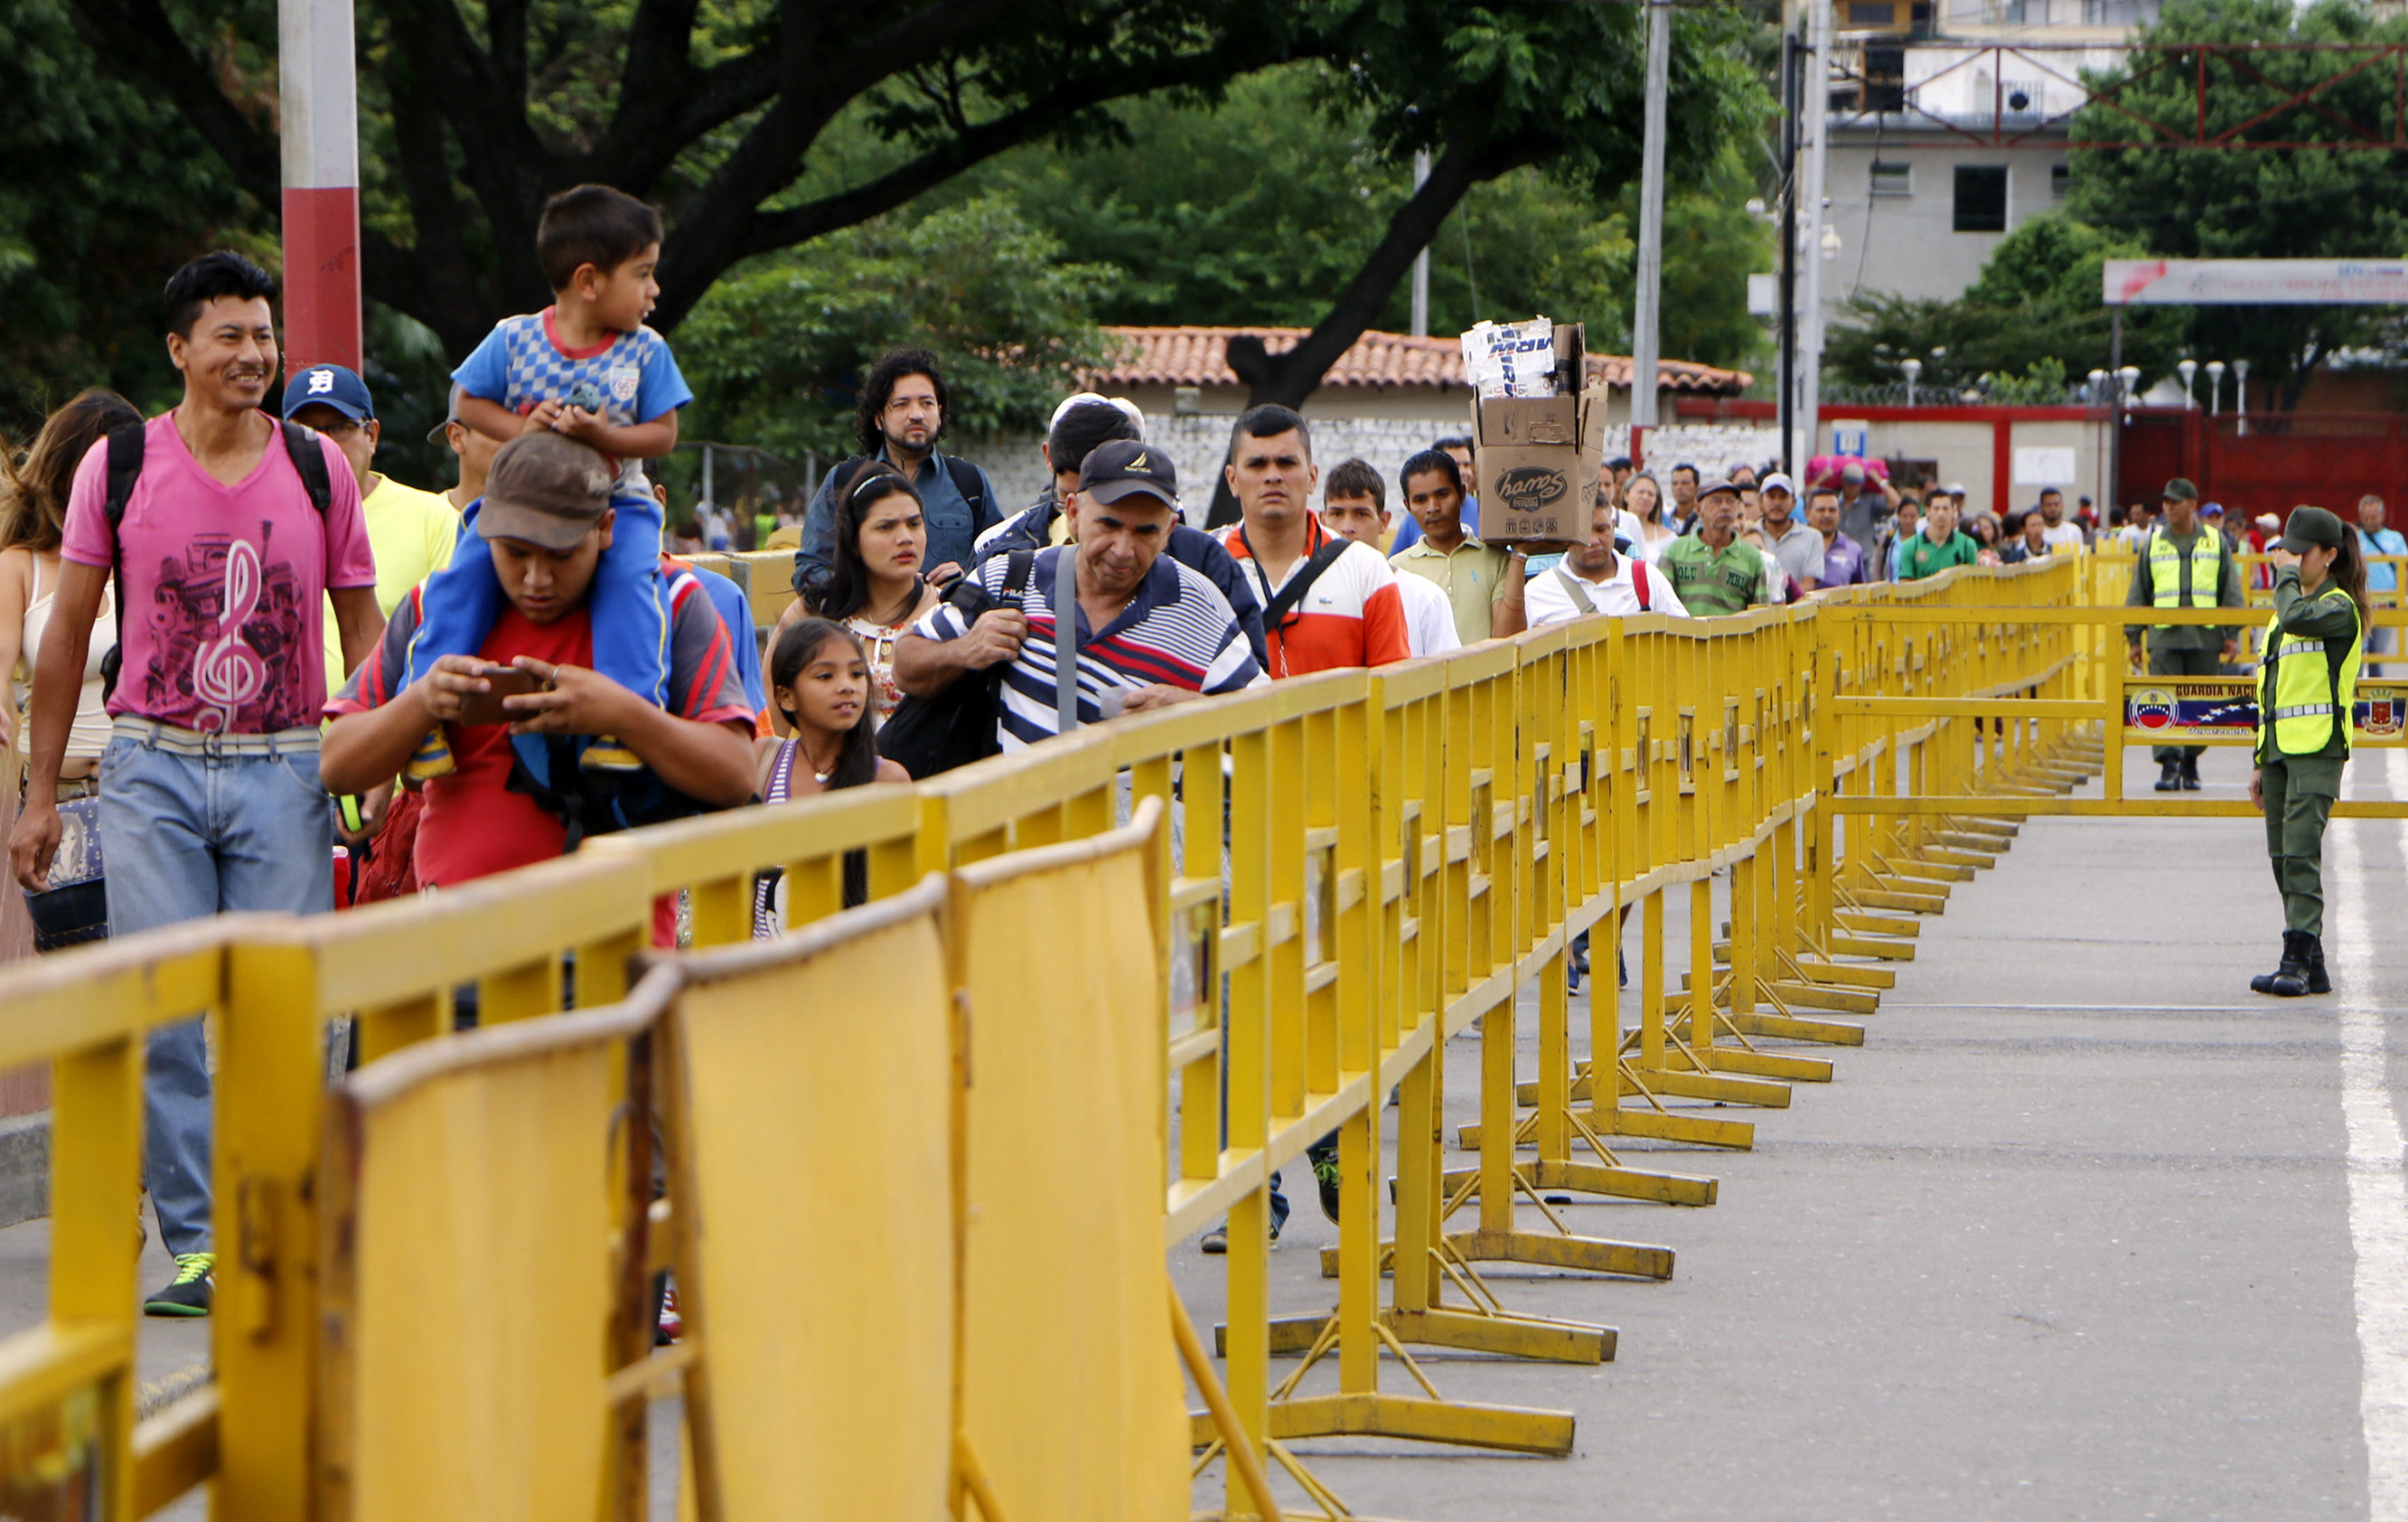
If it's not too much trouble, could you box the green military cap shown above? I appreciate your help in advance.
[2282,505,2345,552]
[2161,477,2200,503]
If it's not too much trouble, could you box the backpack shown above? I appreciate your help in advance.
[500,564,726,851]
[876,550,1036,780]
[97,419,334,700]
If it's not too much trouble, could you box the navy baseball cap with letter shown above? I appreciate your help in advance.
[280,363,374,423]
[1079,437,1178,512]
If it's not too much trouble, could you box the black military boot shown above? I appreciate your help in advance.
[2306,935,2332,995]
[2154,759,2182,792]
[2251,931,2312,997]
[2178,756,2201,791]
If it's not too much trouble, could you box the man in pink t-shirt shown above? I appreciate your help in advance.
[8,251,382,1319]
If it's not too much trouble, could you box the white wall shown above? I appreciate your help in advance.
[960,411,2106,528]
[1823,139,2067,321]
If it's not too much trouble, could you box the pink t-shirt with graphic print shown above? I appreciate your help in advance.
[60,411,376,735]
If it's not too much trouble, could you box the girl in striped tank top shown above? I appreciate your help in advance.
[752,617,909,938]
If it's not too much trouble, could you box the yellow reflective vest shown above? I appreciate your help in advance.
[2147,528,2221,629]
[2256,586,2362,759]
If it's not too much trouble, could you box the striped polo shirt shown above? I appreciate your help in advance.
[914,547,1263,750]
[1220,516,1411,677]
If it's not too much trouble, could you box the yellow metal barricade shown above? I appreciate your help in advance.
[951,806,1191,1520]
[315,997,659,1522]
[654,877,960,1522]
[0,555,2188,1518]
[0,916,242,1521]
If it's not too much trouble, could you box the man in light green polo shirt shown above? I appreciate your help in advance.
[1658,479,1768,615]
[1389,446,1527,644]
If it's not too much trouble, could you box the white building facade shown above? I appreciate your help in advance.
[1820,0,2154,326]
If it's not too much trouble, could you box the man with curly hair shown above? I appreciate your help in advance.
[793,347,1002,589]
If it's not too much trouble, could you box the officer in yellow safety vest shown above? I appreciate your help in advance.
[2248,505,2367,998]
[2124,477,2244,792]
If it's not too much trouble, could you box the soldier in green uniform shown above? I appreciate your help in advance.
[1659,479,1768,616]
[2124,477,2244,792]
[2248,505,2368,998]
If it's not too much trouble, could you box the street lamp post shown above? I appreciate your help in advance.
[2234,359,2252,437]
[2178,358,2197,409]
[278,0,363,373]
[1901,356,1921,408]
[2206,361,2226,417]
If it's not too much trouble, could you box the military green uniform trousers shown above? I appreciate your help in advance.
[2263,754,2344,935]
[2149,645,2222,764]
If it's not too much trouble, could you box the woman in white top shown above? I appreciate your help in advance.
[786,461,942,730]
[1,390,139,787]
[1625,474,1678,563]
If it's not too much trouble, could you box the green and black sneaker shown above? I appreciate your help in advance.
[144,1252,215,1318]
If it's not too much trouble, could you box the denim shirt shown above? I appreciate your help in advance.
[796,448,1002,585]
[2357,525,2407,595]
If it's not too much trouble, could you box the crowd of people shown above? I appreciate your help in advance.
[11,184,2404,1309]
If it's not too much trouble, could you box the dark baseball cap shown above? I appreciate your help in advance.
[2282,504,2346,553]
[475,433,614,551]
[2161,477,2200,503]
[426,382,467,445]
[281,363,373,423]
[1079,437,1178,511]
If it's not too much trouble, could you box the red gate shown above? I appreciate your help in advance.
[2120,409,2408,521]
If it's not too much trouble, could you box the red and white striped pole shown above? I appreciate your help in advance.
[278,0,361,375]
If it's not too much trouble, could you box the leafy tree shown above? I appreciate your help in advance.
[2066,0,2408,408]
[64,0,1759,379]
[951,63,1769,370]
[673,195,1124,464]
[0,0,263,434]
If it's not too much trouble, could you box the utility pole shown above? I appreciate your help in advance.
[278,0,362,374]
[1411,149,1432,339]
[1776,27,1799,476]
[1632,0,1672,450]
[1795,0,1832,473]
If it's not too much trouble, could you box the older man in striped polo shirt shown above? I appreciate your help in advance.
[895,439,1264,745]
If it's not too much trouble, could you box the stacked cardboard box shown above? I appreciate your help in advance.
[1466,321,1603,543]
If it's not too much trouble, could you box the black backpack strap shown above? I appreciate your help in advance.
[1262,540,1352,626]
[280,420,334,515]
[1002,549,1035,599]
[96,424,146,700]
[945,455,988,526]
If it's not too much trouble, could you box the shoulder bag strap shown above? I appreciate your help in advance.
[1263,540,1352,626]
[1552,567,1599,617]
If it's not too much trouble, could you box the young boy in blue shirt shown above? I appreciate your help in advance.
[407,183,693,775]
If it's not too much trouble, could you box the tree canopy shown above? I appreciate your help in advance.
[2064,0,2408,407]
[5,0,1771,474]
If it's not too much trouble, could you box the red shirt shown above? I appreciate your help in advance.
[329,571,755,940]
[1219,516,1410,677]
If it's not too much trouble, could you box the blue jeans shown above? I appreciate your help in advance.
[411,493,668,707]
[98,729,334,1258]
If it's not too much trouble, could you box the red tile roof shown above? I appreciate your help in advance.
[1092,325,1752,395]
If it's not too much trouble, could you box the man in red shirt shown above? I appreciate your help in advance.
[1216,405,1410,677]
[1204,406,1408,1251]
[323,432,755,898]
